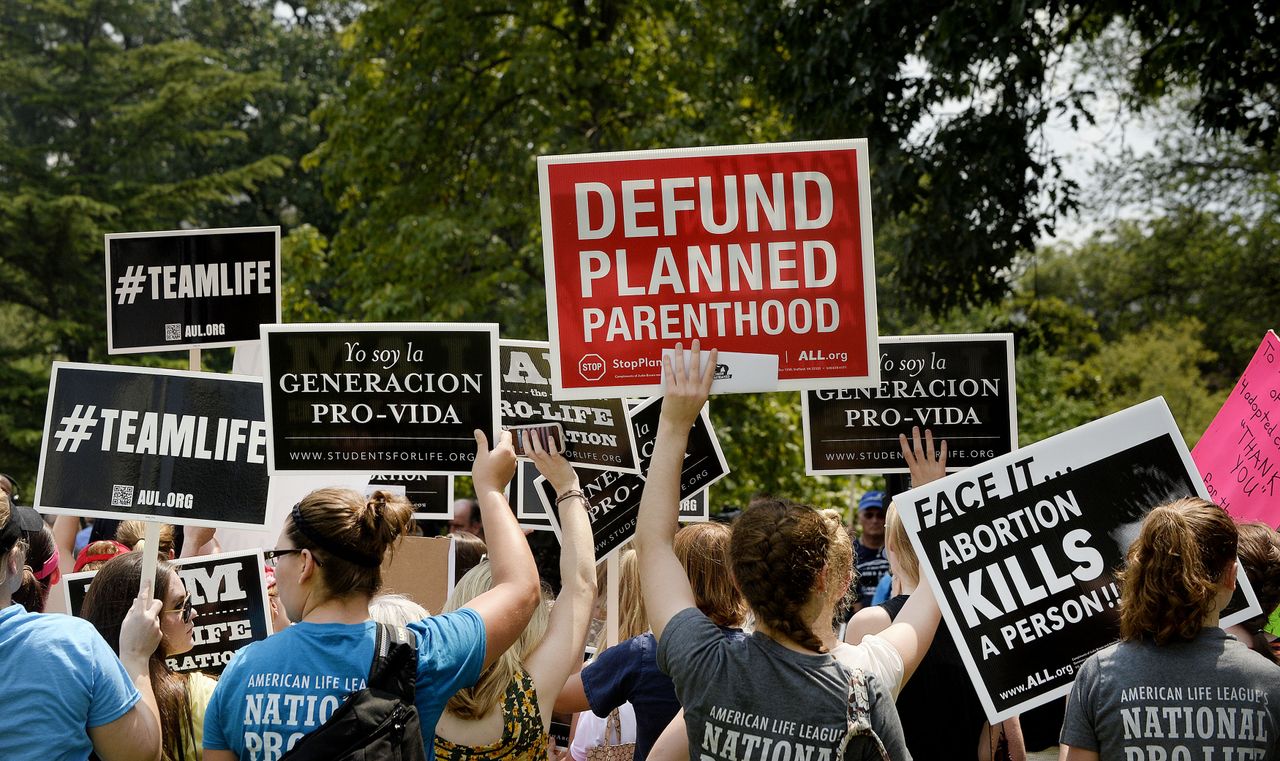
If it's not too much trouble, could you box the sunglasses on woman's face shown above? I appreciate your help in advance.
[263,548,304,568]
[162,595,194,623]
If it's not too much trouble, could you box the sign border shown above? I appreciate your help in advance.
[802,333,1019,475]
[538,138,880,400]
[259,322,501,477]
[105,226,282,355]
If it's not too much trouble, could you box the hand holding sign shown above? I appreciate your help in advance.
[526,431,579,495]
[900,426,948,486]
[661,340,718,430]
[473,429,517,495]
[120,586,163,664]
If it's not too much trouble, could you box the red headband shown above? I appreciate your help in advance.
[73,542,131,573]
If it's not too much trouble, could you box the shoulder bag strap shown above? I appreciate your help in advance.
[836,667,890,761]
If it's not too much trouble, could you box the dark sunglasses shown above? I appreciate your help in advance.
[162,595,194,623]
[264,548,304,568]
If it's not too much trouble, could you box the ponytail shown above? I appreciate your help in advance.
[1118,498,1237,645]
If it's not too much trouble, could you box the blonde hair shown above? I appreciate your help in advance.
[884,502,920,587]
[442,560,550,718]
[369,593,430,627]
[1118,498,1237,645]
[674,523,746,627]
[115,521,176,558]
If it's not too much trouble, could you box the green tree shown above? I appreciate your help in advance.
[0,0,288,484]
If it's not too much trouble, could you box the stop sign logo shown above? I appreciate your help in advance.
[579,354,606,381]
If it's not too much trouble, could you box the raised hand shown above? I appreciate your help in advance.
[472,429,517,494]
[525,430,579,495]
[899,426,948,486]
[660,339,717,430]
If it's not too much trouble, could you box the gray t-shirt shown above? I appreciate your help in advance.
[657,608,911,761]
[1061,627,1280,761]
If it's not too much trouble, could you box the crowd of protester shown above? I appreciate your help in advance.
[0,342,1277,761]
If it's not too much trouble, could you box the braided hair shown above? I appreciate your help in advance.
[730,499,848,653]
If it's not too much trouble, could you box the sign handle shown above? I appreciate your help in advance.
[189,348,201,372]
[606,551,620,648]
[139,520,160,597]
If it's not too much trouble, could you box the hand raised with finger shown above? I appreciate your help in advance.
[525,430,579,495]
[473,429,517,493]
[660,339,717,430]
[898,425,948,486]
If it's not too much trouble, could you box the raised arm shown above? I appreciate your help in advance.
[875,427,946,684]
[522,434,598,731]
[463,429,543,668]
[634,340,716,641]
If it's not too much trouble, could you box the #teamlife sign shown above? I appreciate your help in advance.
[897,398,1262,724]
[803,334,1018,475]
[500,340,641,472]
[105,227,281,354]
[261,323,500,476]
[1192,330,1280,525]
[35,363,270,529]
[65,549,273,676]
[539,139,879,399]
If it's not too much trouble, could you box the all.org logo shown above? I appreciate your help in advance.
[579,353,606,382]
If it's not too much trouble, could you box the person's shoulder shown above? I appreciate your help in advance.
[1219,634,1280,682]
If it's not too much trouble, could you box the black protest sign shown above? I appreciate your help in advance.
[897,399,1261,723]
[368,474,454,520]
[262,323,499,475]
[500,340,641,473]
[537,398,728,560]
[105,227,280,354]
[64,550,272,677]
[804,334,1017,475]
[509,461,555,532]
[35,363,270,529]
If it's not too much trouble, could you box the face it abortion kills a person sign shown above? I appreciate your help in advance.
[538,139,879,399]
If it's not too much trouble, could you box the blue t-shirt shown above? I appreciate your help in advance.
[583,627,745,761]
[204,609,486,761]
[0,604,141,761]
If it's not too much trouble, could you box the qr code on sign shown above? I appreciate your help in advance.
[164,323,182,341]
[110,485,134,508]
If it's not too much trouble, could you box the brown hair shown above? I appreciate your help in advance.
[730,499,846,653]
[81,552,194,761]
[1234,522,1280,663]
[675,522,747,628]
[884,502,920,588]
[116,520,176,558]
[76,539,131,572]
[448,530,487,582]
[287,488,414,597]
[1118,498,1238,645]
[12,521,55,612]
[0,502,27,589]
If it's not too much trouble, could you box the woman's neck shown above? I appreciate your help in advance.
[302,593,372,624]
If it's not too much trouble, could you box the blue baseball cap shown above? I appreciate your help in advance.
[858,491,885,512]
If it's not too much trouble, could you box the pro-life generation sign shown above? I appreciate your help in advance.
[262,323,500,476]
[803,334,1017,474]
[35,363,270,529]
[539,139,879,399]
[105,227,280,354]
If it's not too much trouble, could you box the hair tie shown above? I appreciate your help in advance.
[291,504,382,568]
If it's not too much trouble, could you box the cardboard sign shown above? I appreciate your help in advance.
[897,398,1261,724]
[1192,331,1280,525]
[35,363,270,529]
[538,139,879,399]
[105,227,281,354]
[536,398,728,560]
[500,340,641,472]
[803,334,1018,474]
[65,549,273,676]
[368,474,454,521]
[262,323,499,475]
[380,535,454,616]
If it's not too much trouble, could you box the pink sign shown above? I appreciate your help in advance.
[1192,331,1280,526]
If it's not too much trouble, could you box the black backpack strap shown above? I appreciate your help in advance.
[369,622,418,705]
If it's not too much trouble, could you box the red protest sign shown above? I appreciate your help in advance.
[538,140,879,399]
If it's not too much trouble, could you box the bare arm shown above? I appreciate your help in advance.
[554,669,591,714]
[648,710,690,761]
[179,525,218,558]
[204,752,238,761]
[1060,747,1099,761]
[88,588,163,761]
[634,341,716,641]
[463,429,543,669]
[523,436,598,731]
[53,515,78,574]
[843,605,893,645]
[875,427,946,684]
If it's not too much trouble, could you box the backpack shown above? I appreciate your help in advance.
[281,623,427,761]
[836,667,892,761]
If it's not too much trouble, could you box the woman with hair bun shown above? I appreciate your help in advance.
[635,341,946,761]
[1060,498,1280,760]
[203,431,543,761]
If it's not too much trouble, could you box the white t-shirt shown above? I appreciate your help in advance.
[832,633,905,696]
[570,702,638,761]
